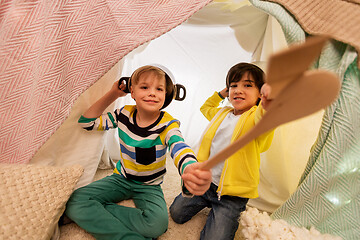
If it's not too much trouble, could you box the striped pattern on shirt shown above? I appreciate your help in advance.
[78,105,197,185]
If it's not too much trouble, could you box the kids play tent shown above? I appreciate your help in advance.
[0,0,359,239]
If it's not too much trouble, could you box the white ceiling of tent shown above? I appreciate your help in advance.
[186,1,270,58]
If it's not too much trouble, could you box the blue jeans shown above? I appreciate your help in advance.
[170,183,248,240]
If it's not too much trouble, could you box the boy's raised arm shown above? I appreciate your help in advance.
[200,90,226,121]
[83,81,127,118]
[218,87,228,99]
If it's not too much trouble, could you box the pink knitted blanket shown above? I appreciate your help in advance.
[0,0,211,164]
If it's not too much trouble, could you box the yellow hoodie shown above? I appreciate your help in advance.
[197,92,274,199]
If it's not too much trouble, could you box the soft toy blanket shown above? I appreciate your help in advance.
[0,0,211,164]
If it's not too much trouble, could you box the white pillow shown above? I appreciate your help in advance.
[0,163,83,240]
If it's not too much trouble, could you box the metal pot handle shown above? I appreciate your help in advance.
[118,77,131,93]
[174,84,186,101]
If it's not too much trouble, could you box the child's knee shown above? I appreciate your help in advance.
[151,220,168,238]
[169,204,187,224]
[142,213,168,238]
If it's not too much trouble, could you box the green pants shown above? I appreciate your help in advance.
[65,173,168,240]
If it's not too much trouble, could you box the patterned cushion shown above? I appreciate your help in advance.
[0,164,83,240]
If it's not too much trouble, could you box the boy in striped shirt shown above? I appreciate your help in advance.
[65,65,211,240]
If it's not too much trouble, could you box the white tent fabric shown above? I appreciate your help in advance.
[31,2,323,213]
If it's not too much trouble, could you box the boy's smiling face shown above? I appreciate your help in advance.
[228,72,260,115]
[131,71,166,114]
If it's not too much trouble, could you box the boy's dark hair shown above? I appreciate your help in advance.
[226,62,265,91]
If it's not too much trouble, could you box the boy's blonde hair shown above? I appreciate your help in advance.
[131,65,173,94]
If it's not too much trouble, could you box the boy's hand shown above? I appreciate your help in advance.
[219,87,229,98]
[182,162,212,196]
[110,80,128,98]
[260,83,272,110]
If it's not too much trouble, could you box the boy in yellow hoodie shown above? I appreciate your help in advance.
[170,62,274,240]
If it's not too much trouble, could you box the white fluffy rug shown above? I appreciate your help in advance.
[241,207,342,240]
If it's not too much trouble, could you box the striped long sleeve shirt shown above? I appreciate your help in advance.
[78,105,197,185]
